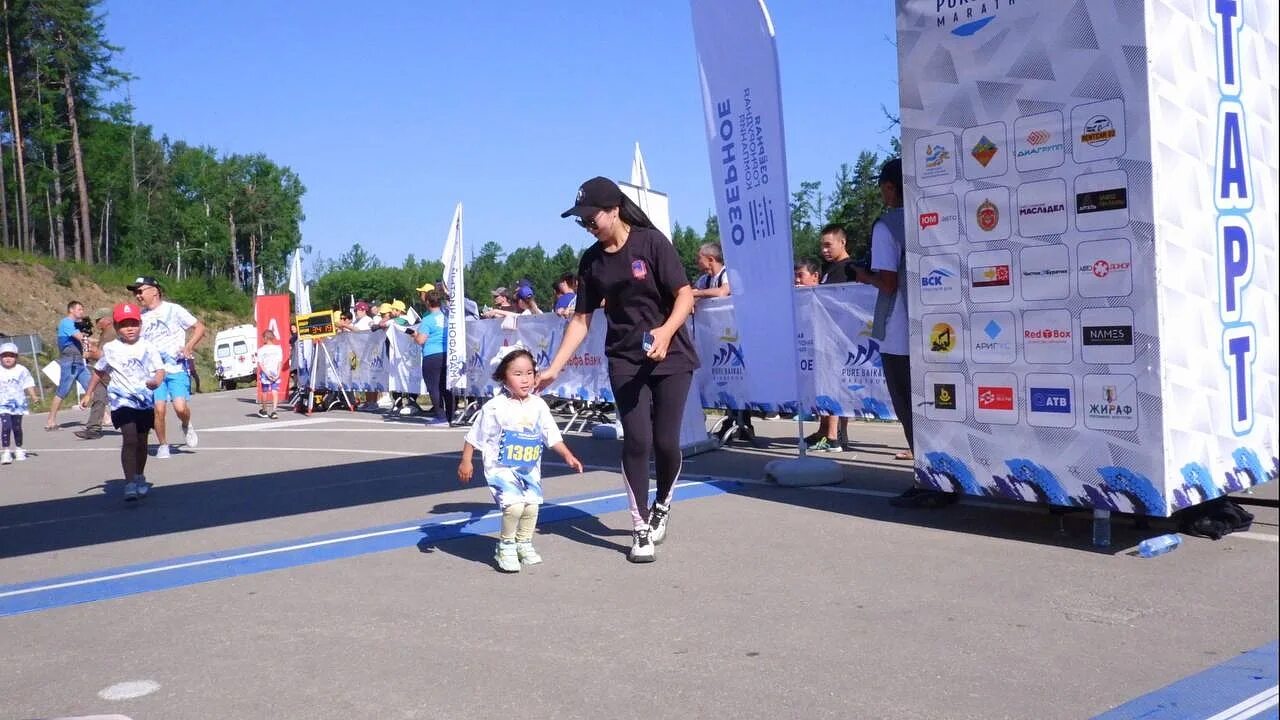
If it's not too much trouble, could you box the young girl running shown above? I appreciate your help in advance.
[458,346,582,572]
[0,342,38,464]
[84,303,166,502]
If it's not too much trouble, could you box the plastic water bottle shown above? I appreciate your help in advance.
[1137,533,1182,558]
[1092,509,1111,547]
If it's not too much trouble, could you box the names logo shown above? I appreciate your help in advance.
[933,383,956,410]
[1081,115,1116,146]
[971,264,1010,288]
[977,385,1014,411]
[1029,387,1072,413]
[970,135,998,167]
[1082,325,1133,346]
[976,199,999,231]
[919,211,940,228]
[1076,187,1128,214]
[930,322,957,353]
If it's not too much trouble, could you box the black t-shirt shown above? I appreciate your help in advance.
[821,258,857,284]
[576,227,699,376]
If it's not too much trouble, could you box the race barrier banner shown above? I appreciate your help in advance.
[896,0,1278,515]
[693,284,895,420]
[303,288,893,419]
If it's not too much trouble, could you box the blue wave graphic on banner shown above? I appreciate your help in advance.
[920,452,982,494]
[952,17,994,36]
[1001,458,1073,506]
[1096,466,1164,516]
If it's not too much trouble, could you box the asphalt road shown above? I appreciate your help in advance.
[1,389,1276,720]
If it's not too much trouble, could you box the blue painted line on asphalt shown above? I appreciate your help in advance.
[1092,641,1278,720]
[0,478,739,617]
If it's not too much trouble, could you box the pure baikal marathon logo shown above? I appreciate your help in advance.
[935,0,1018,36]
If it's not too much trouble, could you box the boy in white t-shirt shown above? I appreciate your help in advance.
[255,329,284,419]
[0,342,38,464]
[458,346,582,572]
[84,303,166,502]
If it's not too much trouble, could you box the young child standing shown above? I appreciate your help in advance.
[84,303,166,502]
[0,342,38,464]
[256,329,284,419]
[458,346,582,572]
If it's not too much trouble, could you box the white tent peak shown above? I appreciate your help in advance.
[631,142,651,190]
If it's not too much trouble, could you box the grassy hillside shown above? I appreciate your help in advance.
[0,250,256,412]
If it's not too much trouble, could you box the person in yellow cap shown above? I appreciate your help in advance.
[387,299,419,415]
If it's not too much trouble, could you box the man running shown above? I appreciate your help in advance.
[127,276,206,458]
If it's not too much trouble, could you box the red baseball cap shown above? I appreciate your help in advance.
[113,302,142,323]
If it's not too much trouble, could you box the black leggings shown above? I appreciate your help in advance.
[421,353,453,420]
[881,353,913,452]
[610,370,693,529]
[111,407,154,480]
[1,414,23,447]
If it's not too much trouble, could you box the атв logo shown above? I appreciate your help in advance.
[1029,387,1071,413]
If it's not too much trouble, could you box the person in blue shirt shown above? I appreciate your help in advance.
[46,301,92,431]
[414,289,451,425]
[552,273,578,318]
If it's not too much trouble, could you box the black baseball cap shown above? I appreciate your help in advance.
[127,275,162,291]
[560,176,624,218]
[878,158,903,190]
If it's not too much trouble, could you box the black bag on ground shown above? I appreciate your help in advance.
[1173,497,1255,540]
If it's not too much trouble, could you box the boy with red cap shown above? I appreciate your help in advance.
[83,303,166,502]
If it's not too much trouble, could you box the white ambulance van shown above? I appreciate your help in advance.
[213,324,258,390]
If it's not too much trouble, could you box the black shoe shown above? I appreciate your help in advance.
[74,428,103,440]
[256,409,269,418]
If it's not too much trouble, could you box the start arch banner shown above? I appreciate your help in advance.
[896,0,1278,515]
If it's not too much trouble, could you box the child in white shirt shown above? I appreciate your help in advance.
[0,342,37,464]
[458,346,582,572]
[256,329,284,419]
[84,303,166,502]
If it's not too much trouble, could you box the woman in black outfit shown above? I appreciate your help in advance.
[537,177,698,563]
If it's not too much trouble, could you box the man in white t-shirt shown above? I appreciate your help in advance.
[853,159,916,466]
[128,276,206,458]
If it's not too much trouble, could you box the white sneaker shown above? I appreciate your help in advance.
[135,476,150,498]
[155,444,171,459]
[0,450,11,465]
[495,540,521,572]
[183,423,198,448]
[398,405,414,416]
[123,481,139,502]
[648,502,670,545]
[13,448,26,461]
[628,528,656,563]
[516,541,543,565]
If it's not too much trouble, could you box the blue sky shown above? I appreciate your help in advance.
[102,1,901,273]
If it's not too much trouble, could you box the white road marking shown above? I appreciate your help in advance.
[1204,685,1279,720]
[97,680,160,701]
